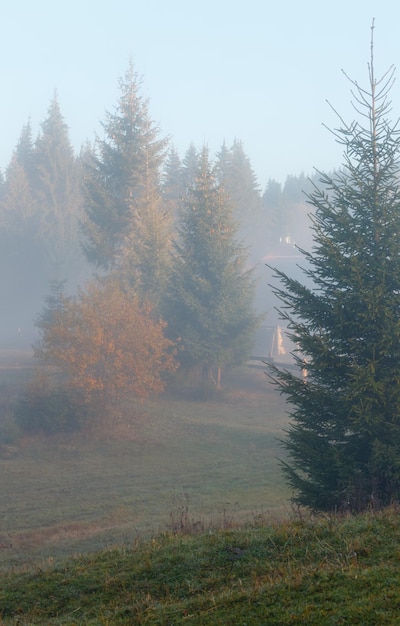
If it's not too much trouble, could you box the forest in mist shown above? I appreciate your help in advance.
[0,62,321,353]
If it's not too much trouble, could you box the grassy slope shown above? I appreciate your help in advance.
[0,365,290,572]
[1,509,400,624]
[1,361,400,623]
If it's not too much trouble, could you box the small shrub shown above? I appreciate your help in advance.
[13,380,87,435]
[0,410,21,445]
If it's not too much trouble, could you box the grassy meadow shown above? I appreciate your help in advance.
[0,353,291,573]
[2,353,400,624]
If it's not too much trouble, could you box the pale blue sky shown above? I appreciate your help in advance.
[2,1,400,187]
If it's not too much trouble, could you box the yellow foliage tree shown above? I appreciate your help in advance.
[35,281,178,405]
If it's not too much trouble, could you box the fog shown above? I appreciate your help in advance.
[0,97,317,357]
[0,74,321,574]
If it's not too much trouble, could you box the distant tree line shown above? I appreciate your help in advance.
[0,60,320,422]
[0,63,316,338]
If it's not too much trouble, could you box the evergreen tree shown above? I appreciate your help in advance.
[15,121,35,182]
[0,154,37,230]
[181,143,199,195]
[167,147,260,392]
[82,59,171,298]
[215,139,263,261]
[215,140,266,317]
[162,146,184,223]
[0,122,37,234]
[36,279,66,329]
[215,140,231,172]
[0,100,85,341]
[119,179,173,311]
[262,178,283,247]
[0,151,46,336]
[34,93,85,280]
[262,173,316,254]
[269,34,400,512]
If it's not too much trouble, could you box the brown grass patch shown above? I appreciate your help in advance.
[0,508,133,557]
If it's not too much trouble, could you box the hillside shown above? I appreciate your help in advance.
[1,509,400,624]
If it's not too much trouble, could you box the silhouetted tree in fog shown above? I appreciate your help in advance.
[216,139,263,263]
[0,101,85,339]
[166,147,260,392]
[82,61,172,307]
[162,146,184,219]
[34,93,85,279]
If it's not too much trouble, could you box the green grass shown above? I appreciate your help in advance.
[0,363,291,572]
[1,508,400,624]
[1,358,400,623]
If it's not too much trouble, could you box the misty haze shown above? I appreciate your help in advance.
[0,59,318,577]
[3,0,400,620]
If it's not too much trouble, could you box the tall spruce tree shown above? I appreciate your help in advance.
[216,139,263,258]
[270,29,400,512]
[181,143,199,195]
[34,93,85,280]
[262,178,283,247]
[215,139,265,315]
[0,101,85,340]
[0,148,46,337]
[167,147,260,391]
[15,121,35,182]
[82,60,171,304]
[162,146,184,224]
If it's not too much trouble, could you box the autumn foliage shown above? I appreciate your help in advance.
[35,282,178,404]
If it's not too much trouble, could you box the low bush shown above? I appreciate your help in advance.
[13,379,87,435]
[0,410,21,445]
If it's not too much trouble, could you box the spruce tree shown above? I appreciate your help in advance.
[0,101,86,339]
[162,146,184,224]
[34,93,85,280]
[181,143,199,194]
[262,178,283,248]
[215,139,263,259]
[167,147,260,392]
[270,30,400,512]
[35,279,66,337]
[0,150,46,335]
[82,60,171,294]
[15,121,35,182]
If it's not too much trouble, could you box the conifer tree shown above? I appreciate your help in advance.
[162,146,184,222]
[119,181,173,311]
[215,140,265,316]
[270,28,400,512]
[181,143,199,194]
[216,139,263,253]
[36,279,66,329]
[34,93,85,280]
[15,121,35,182]
[82,60,172,304]
[0,150,46,334]
[0,154,36,231]
[262,178,283,247]
[0,100,86,338]
[167,147,260,391]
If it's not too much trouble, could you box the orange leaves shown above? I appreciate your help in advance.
[36,281,178,403]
